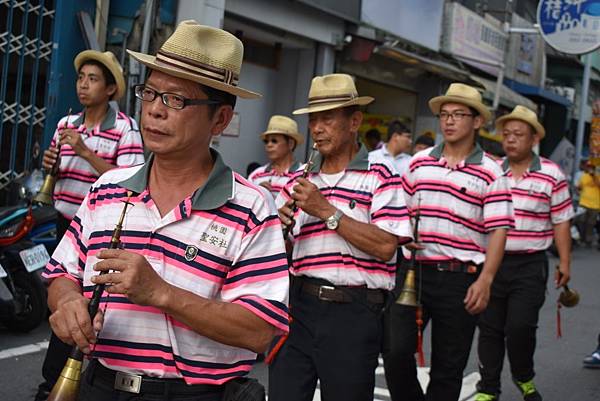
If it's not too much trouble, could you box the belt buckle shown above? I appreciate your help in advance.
[317,285,336,302]
[114,371,142,394]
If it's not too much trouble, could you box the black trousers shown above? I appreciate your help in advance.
[382,264,479,401]
[268,276,384,401]
[476,252,548,396]
[37,213,73,399]
[77,361,224,401]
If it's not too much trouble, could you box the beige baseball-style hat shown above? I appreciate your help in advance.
[495,105,545,139]
[428,83,492,123]
[127,20,260,99]
[260,115,304,145]
[293,73,373,115]
[74,50,126,100]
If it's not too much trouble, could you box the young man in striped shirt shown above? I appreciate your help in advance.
[36,50,144,401]
[268,73,412,401]
[384,83,514,401]
[42,22,289,401]
[475,106,573,401]
[249,115,304,197]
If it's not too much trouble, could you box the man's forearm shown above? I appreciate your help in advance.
[81,149,116,175]
[157,284,277,354]
[336,214,403,262]
[47,277,83,313]
[479,228,507,283]
[553,220,572,265]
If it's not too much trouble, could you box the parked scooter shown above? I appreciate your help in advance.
[0,173,54,332]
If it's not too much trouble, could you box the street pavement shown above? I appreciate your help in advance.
[1,248,599,401]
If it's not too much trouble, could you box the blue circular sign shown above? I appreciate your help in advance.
[537,0,600,54]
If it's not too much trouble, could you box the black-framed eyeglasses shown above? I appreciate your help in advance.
[437,111,474,121]
[134,84,221,110]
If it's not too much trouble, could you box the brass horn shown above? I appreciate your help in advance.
[558,285,580,308]
[396,267,418,306]
[33,108,72,205]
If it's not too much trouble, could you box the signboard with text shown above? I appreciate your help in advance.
[537,0,600,54]
[441,2,507,76]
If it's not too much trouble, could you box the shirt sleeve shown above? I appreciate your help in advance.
[219,198,290,334]
[550,171,574,224]
[116,117,145,167]
[370,162,412,240]
[42,191,93,287]
[483,175,515,231]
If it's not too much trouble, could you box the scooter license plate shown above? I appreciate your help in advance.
[0,263,6,278]
[19,245,50,273]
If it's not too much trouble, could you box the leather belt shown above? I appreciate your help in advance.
[89,360,224,395]
[300,279,385,304]
[417,260,481,274]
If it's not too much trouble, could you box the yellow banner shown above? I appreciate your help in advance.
[591,100,600,167]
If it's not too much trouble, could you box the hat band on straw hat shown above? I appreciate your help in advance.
[156,49,239,86]
[308,94,357,106]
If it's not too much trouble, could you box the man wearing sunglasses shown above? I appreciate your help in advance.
[384,83,514,401]
[35,50,144,401]
[42,21,289,401]
[249,115,304,197]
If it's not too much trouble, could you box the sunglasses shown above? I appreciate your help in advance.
[263,138,281,145]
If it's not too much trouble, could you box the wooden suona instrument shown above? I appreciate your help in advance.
[47,192,134,401]
[282,143,319,238]
[33,108,72,206]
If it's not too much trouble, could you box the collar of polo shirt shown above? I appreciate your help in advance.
[265,160,301,173]
[117,148,235,210]
[308,143,370,173]
[428,142,485,165]
[501,152,541,173]
[71,106,118,132]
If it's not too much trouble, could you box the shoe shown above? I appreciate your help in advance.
[514,379,542,401]
[583,351,600,368]
[474,393,498,401]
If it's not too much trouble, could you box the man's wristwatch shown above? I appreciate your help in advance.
[324,209,344,230]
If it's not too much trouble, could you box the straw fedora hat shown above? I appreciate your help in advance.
[495,105,545,139]
[293,73,373,115]
[127,20,259,99]
[260,115,304,145]
[429,83,491,123]
[74,50,126,100]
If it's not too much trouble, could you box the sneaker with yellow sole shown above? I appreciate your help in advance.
[514,379,542,401]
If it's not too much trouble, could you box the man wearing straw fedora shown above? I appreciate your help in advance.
[249,115,303,197]
[35,49,144,401]
[269,73,412,401]
[42,21,289,401]
[474,106,573,401]
[386,83,514,401]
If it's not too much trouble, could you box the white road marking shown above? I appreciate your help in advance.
[0,340,49,360]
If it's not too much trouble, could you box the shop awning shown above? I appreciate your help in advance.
[504,78,571,107]
[472,76,538,112]
[375,45,478,85]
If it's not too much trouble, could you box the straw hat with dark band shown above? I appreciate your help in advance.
[293,73,373,115]
[260,115,304,145]
[429,83,491,123]
[127,20,260,99]
[74,50,126,100]
[495,105,545,139]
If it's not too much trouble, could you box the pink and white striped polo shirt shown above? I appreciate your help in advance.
[275,145,412,290]
[248,161,300,197]
[501,155,574,252]
[402,143,514,265]
[43,150,289,385]
[51,107,145,219]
